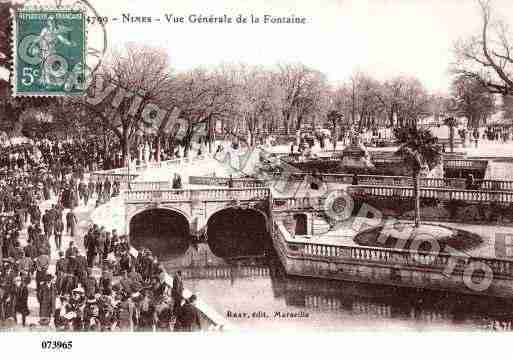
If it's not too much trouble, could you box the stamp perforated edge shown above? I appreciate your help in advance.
[10,6,88,97]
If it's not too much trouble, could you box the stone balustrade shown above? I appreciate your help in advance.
[89,172,138,183]
[128,181,170,191]
[125,187,270,203]
[92,155,209,176]
[478,180,513,192]
[189,176,267,188]
[348,185,513,204]
[274,221,513,279]
[272,196,326,211]
[271,172,466,189]
[444,159,488,170]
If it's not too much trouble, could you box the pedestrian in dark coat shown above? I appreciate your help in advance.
[83,269,98,298]
[171,271,184,315]
[66,210,78,237]
[37,274,56,321]
[54,217,64,250]
[174,295,201,332]
[13,276,29,326]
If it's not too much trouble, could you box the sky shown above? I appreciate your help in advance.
[28,0,513,94]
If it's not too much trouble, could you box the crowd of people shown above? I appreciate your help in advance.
[0,138,205,332]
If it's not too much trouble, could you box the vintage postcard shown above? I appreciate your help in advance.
[1,0,513,356]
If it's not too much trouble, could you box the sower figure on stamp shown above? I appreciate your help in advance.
[31,15,77,87]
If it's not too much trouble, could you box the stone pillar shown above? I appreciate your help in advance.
[307,213,313,236]
[282,214,297,237]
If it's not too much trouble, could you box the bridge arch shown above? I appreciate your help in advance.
[206,206,270,258]
[129,207,191,255]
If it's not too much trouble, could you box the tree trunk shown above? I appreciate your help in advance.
[156,135,161,162]
[414,172,421,228]
[332,125,337,151]
[296,115,303,130]
[121,130,130,167]
[449,126,454,153]
[208,116,213,154]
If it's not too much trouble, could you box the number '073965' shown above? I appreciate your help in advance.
[41,341,73,350]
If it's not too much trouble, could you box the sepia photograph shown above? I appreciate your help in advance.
[2,0,513,355]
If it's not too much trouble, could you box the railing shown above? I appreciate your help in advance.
[189,176,267,188]
[270,172,466,189]
[128,181,170,191]
[348,185,513,203]
[93,155,210,176]
[274,221,513,279]
[232,178,268,188]
[89,173,139,183]
[189,188,270,201]
[369,152,403,164]
[272,196,326,211]
[125,188,270,203]
[478,179,513,192]
[444,159,488,170]
[355,175,466,189]
[189,176,229,186]
[126,189,190,202]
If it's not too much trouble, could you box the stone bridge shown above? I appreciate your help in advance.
[125,188,272,242]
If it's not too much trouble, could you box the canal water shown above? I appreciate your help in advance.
[154,240,513,332]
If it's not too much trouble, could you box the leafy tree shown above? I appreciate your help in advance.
[395,126,441,227]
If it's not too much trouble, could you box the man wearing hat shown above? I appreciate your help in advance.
[13,275,29,326]
[54,215,64,250]
[116,292,136,331]
[171,270,184,315]
[155,296,174,331]
[83,295,100,331]
[75,251,88,285]
[37,274,55,325]
[69,287,85,330]
[35,253,49,292]
[41,209,53,241]
[96,230,106,267]
[83,268,98,299]
[66,209,78,238]
[138,289,155,331]
[174,294,201,332]
[16,251,33,285]
[99,268,113,296]
[84,230,97,268]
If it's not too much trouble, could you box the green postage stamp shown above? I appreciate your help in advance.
[12,8,86,96]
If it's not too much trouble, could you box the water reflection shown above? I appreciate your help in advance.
[155,239,513,331]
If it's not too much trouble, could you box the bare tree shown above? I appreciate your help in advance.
[73,43,174,165]
[275,63,328,133]
[170,66,239,154]
[454,0,513,95]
